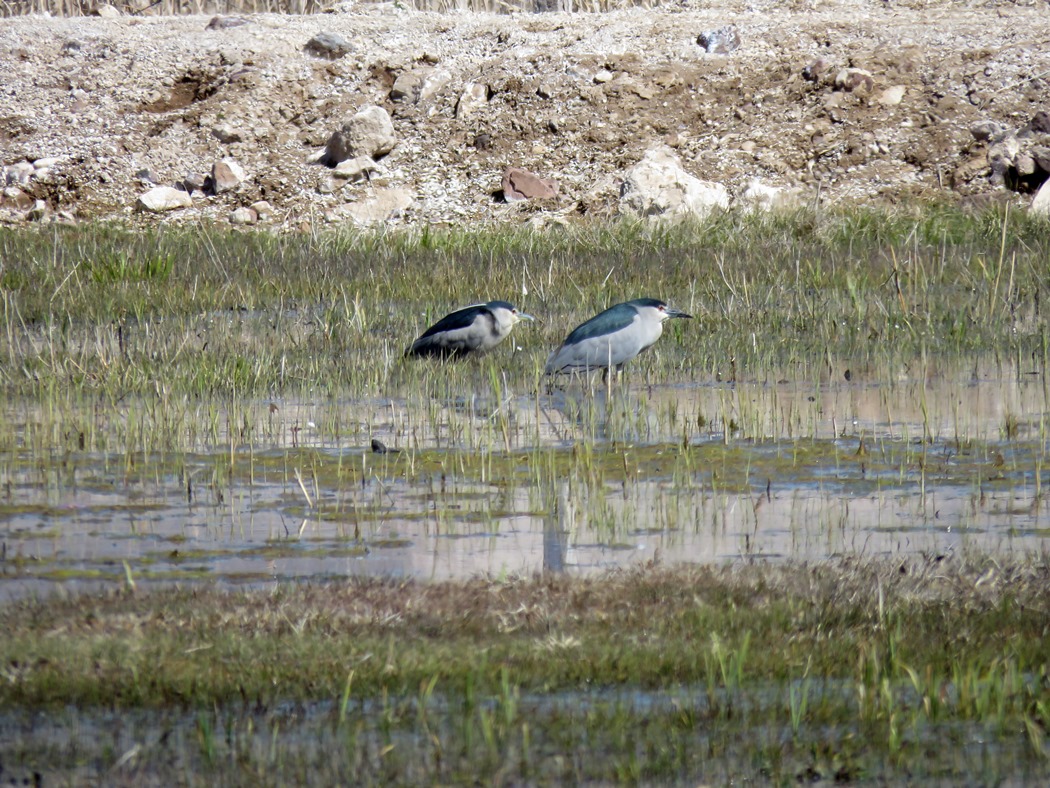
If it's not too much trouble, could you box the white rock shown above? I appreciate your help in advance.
[136,186,192,212]
[419,69,452,102]
[339,188,414,225]
[455,83,489,119]
[333,156,383,181]
[229,207,257,225]
[1031,179,1050,219]
[877,85,906,106]
[212,124,244,144]
[323,105,397,165]
[620,146,729,221]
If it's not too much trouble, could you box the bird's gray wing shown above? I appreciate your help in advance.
[545,303,638,372]
[561,303,638,344]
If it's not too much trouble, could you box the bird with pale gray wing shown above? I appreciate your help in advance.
[544,298,692,375]
[406,300,535,359]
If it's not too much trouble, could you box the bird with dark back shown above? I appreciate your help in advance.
[406,300,535,359]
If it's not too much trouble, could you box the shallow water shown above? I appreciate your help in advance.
[1,356,1047,600]
[4,679,1043,785]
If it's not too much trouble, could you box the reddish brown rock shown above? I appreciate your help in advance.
[501,167,558,202]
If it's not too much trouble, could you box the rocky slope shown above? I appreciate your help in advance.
[2,1,1049,229]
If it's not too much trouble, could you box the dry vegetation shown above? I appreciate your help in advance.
[2,553,1049,782]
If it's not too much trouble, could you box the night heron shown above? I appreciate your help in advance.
[406,300,535,359]
[544,298,692,375]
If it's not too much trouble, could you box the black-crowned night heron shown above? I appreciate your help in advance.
[406,300,535,359]
[544,298,692,375]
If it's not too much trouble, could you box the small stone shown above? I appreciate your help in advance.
[390,69,447,104]
[419,69,452,102]
[2,187,35,210]
[94,4,121,18]
[594,69,613,84]
[835,68,874,93]
[206,15,250,30]
[877,85,905,106]
[136,168,161,184]
[212,124,244,144]
[229,207,257,225]
[211,159,245,193]
[455,83,489,119]
[32,157,60,169]
[970,120,1003,142]
[6,162,35,186]
[27,200,49,222]
[250,201,273,220]
[473,132,492,151]
[305,32,352,59]
[333,156,383,181]
[802,58,830,82]
[501,167,558,202]
[988,134,1020,186]
[182,173,207,193]
[697,25,741,54]
[137,186,192,212]
[391,71,426,102]
[1031,146,1050,174]
[1016,154,1037,176]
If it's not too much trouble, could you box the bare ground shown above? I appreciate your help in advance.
[1,1,1049,229]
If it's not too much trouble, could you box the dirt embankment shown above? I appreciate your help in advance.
[1,2,1049,229]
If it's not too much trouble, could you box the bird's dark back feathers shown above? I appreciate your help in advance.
[416,303,491,340]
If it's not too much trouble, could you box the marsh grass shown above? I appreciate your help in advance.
[1,207,1047,457]
[2,208,1050,781]
[1,555,1049,782]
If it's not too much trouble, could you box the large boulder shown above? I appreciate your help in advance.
[210,159,245,194]
[620,147,729,221]
[136,186,192,213]
[321,106,397,166]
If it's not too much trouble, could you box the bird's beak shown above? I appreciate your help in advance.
[665,307,693,320]
[516,312,536,323]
